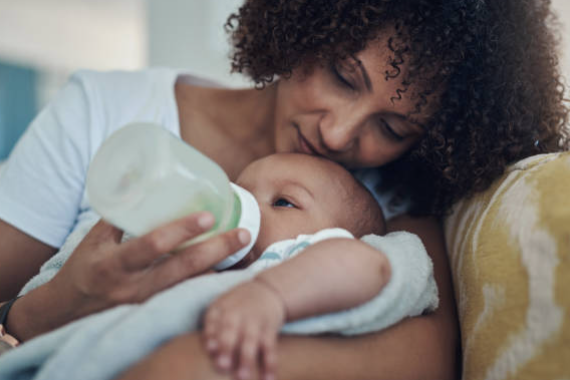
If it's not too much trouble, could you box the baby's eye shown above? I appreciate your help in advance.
[273,198,296,208]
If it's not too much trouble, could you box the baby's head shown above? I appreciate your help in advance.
[236,153,385,259]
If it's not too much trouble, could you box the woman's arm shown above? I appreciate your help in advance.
[0,220,57,302]
[118,215,460,380]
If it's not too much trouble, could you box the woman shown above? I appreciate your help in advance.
[0,0,567,379]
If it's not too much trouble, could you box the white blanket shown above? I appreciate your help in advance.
[0,219,437,380]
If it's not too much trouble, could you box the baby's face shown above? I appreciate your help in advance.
[235,153,361,260]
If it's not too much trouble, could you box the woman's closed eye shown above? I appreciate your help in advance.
[378,118,405,142]
[329,62,355,90]
[273,198,297,208]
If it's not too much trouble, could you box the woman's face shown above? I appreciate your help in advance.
[273,33,434,169]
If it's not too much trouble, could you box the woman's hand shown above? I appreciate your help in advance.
[8,212,251,341]
[203,280,286,380]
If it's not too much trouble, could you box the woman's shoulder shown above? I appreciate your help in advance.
[62,68,183,140]
[69,68,180,103]
[70,68,223,94]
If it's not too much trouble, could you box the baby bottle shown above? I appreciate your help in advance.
[86,122,260,270]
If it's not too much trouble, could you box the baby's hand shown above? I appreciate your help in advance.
[203,279,286,380]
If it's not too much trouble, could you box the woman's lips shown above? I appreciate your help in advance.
[296,129,322,156]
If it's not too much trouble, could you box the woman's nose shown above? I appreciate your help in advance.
[318,111,360,153]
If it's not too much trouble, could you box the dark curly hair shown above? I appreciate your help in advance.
[226,0,569,216]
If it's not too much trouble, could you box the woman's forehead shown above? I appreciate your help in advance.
[355,31,441,124]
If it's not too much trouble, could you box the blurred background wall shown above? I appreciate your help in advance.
[0,0,568,159]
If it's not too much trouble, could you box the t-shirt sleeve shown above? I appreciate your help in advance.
[0,72,95,248]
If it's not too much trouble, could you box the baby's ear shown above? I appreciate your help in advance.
[351,201,386,238]
[375,213,388,235]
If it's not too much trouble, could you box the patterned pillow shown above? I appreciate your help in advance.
[444,152,570,380]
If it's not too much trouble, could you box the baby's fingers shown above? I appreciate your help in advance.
[203,308,221,354]
[260,334,277,380]
[214,316,241,372]
[236,328,261,380]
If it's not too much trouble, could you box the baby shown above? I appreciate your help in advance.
[202,153,392,380]
[0,154,436,380]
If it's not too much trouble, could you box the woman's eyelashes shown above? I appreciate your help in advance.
[330,63,355,90]
[378,118,405,142]
[273,197,297,208]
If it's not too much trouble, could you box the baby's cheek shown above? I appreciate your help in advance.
[251,222,271,257]
[253,214,295,253]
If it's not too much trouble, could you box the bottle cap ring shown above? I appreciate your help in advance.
[213,183,261,270]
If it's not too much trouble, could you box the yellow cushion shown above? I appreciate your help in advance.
[444,152,570,380]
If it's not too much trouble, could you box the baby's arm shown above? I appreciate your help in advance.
[203,237,390,380]
[257,238,391,320]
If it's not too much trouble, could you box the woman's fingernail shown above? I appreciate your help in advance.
[198,213,214,229]
[238,230,250,245]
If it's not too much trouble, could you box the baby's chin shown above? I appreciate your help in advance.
[247,242,264,264]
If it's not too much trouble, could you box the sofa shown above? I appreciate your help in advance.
[444,151,570,379]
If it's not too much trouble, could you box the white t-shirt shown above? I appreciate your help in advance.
[0,69,402,249]
[0,69,184,247]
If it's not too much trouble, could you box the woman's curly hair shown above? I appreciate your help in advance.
[226,0,569,216]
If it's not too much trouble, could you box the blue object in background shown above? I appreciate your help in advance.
[0,62,37,160]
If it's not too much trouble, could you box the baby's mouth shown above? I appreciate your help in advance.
[226,249,257,270]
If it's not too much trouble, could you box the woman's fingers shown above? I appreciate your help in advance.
[118,212,215,271]
[176,227,250,263]
[146,228,251,293]
[82,219,125,247]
